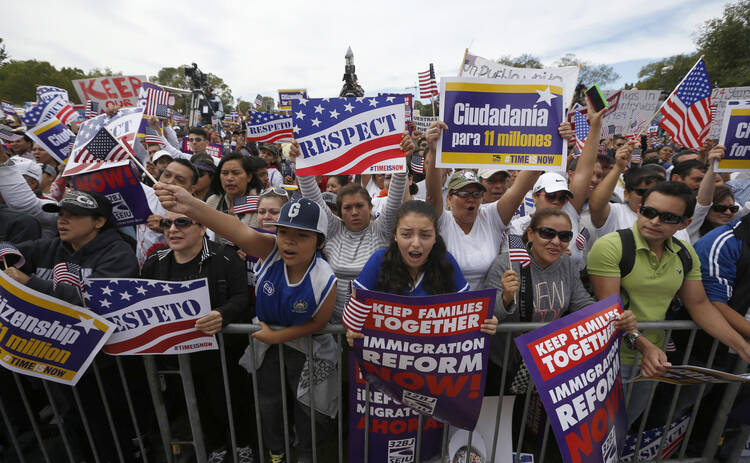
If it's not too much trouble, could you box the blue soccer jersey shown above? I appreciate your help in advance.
[254,245,337,326]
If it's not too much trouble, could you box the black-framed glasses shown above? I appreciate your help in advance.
[711,204,739,214]
[160,217,200,229]
[452,190,483,199]
[639,206,684,224]
[533,226,574,242]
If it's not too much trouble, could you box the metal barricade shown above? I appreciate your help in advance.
[1,321,747,463]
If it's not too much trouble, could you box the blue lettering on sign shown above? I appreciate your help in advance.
[299,113,399,159]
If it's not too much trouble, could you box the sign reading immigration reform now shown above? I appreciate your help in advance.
[0,272,114,386]
[717,100,750,172]
[437,77,565,171]
[292,96,407,176]
[514,295,627,463]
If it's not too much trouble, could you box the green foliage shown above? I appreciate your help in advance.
[0,38,7,65]
[696,0,750,86]
[555,53,619,87]
[0,59,87,104]
[635,53,699,91]
[497,54,544,68]
[150,65,234,112]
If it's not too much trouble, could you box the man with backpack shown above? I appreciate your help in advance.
[587,181,750,427]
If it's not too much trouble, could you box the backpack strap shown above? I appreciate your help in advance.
[617,228,636,278]
[670,238,693,278]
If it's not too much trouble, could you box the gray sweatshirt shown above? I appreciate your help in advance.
[481,252,594,367]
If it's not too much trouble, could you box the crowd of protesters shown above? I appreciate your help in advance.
[0,96,749,463]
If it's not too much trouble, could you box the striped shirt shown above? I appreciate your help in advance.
[298,173,406,322]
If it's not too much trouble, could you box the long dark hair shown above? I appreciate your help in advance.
[210,152,263,196]
[376,201,456,295]
[700,185,735,237]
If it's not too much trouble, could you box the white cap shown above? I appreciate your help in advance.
[152,150,173,163]
[13,159,42,184]
[532,172,573,197]
[477,168,510,180]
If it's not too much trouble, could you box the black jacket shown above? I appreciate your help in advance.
[17,228,139,306]
[139,237,251,326]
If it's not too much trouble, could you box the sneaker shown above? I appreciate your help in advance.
[269,450,286,463]
[237,446,255,463]
[207,448,227,463]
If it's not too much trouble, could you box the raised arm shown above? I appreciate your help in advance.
[376,134,413,235]
[589,143,633,228]
[568,102,606,213]
[424,121,448,218]
[289,140,339,238]
[695,145,724,207]
[154,182,275,258]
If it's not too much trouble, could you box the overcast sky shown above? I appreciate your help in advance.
[3,0,727,102]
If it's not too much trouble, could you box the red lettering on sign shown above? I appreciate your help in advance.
[112,77,133,98]
[356,416,442,435]
[128,76,143,94]
[78,79,107,100]
[100,79,118,99]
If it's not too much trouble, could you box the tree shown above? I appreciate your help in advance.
[0,38,7,66]
[635,53,699,92]
[0,60,87,104]
[497,54,544,68]
[237,99,252,115]
[555,53,620,87]
[696,0,750,86]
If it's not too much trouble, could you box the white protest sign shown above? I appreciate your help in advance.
[602,90,661,135]
[461,51,579,107]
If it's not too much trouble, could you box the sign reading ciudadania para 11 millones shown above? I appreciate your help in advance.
[437,77,565,172]
[717,100,750,172]
[513,295,627,463]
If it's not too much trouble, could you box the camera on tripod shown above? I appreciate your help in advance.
[184,63,209,91]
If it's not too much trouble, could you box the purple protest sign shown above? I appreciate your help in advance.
[70,164,152,227]
[514,295,627,463]
[353,288,495,431]
[437,77,565,171]
[717,100,750,172]
[348,353,443,462]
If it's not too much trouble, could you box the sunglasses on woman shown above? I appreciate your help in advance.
[539,191,570,202]
[639,206,684,224]
[533,227,574,242]
[711,204,739,214]
[160,217,200,229]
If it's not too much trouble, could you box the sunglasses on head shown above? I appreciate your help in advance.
[452,190,483,199]
[539,190,570,202]
[711,204,739,214]
[533,226,574,242]
[160,217,200,229]
[639,206,684,224]
[260,186,289,199]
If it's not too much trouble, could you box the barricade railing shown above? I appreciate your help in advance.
[1,321,747,463]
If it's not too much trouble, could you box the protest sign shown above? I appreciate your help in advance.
[437,77,565,171]
[413,115,437,133]
[631,364,750,384]
[709,87,750,139]
[716,100,750,172]
[84,277,217,355]
[0,271,114,385]
[180,138,223,160]
[514,295,626,463]
[291,96,407,175]
[72,75,147,109]
[278,89,308,111]
[70,164,152,227]
[64,106,144,176]
[36,86,69,104]
[22,96,79,127]
[353,288,495,430]
[620,415,689,462]
[26,117,75,164]
[348,354,443,462]
[379,93,413,122]
[600,90,661,136]
[246,111,293,143]
[461,51,579,107]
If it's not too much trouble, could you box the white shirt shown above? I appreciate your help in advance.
[509,202,585,270]
[438,201,506,289]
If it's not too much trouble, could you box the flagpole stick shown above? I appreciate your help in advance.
[2,257,7,271]
[458,48,469,77]
[507,246,518,305]
[105,127,158,184]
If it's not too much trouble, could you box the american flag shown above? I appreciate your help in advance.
[52,261,82,290]
[342,296,373,333]
[36,86,68,104]
[291,96,406,175]
[85,100,99,119]
[567,91,623,125]
[84,277,217,355]
[575,227,590,251]
[418,64,438,99]
[1,101,15,116]
[659,58,712,150]
[410,153,424,174]
[76,127,129,163]
[144,126,164,146]
[255,94,263,107]
[620,415,689,462]
[507,234,531,268]
[573,111,589,154]
[233,194,259,214]
[154,104,170,119]
[144,87,171,117]
[21,96,78,127]
[0,241,25,268]
[173,111,187,125]
[246,111,293,143]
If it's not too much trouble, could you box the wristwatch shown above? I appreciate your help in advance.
[624,331,642,350]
